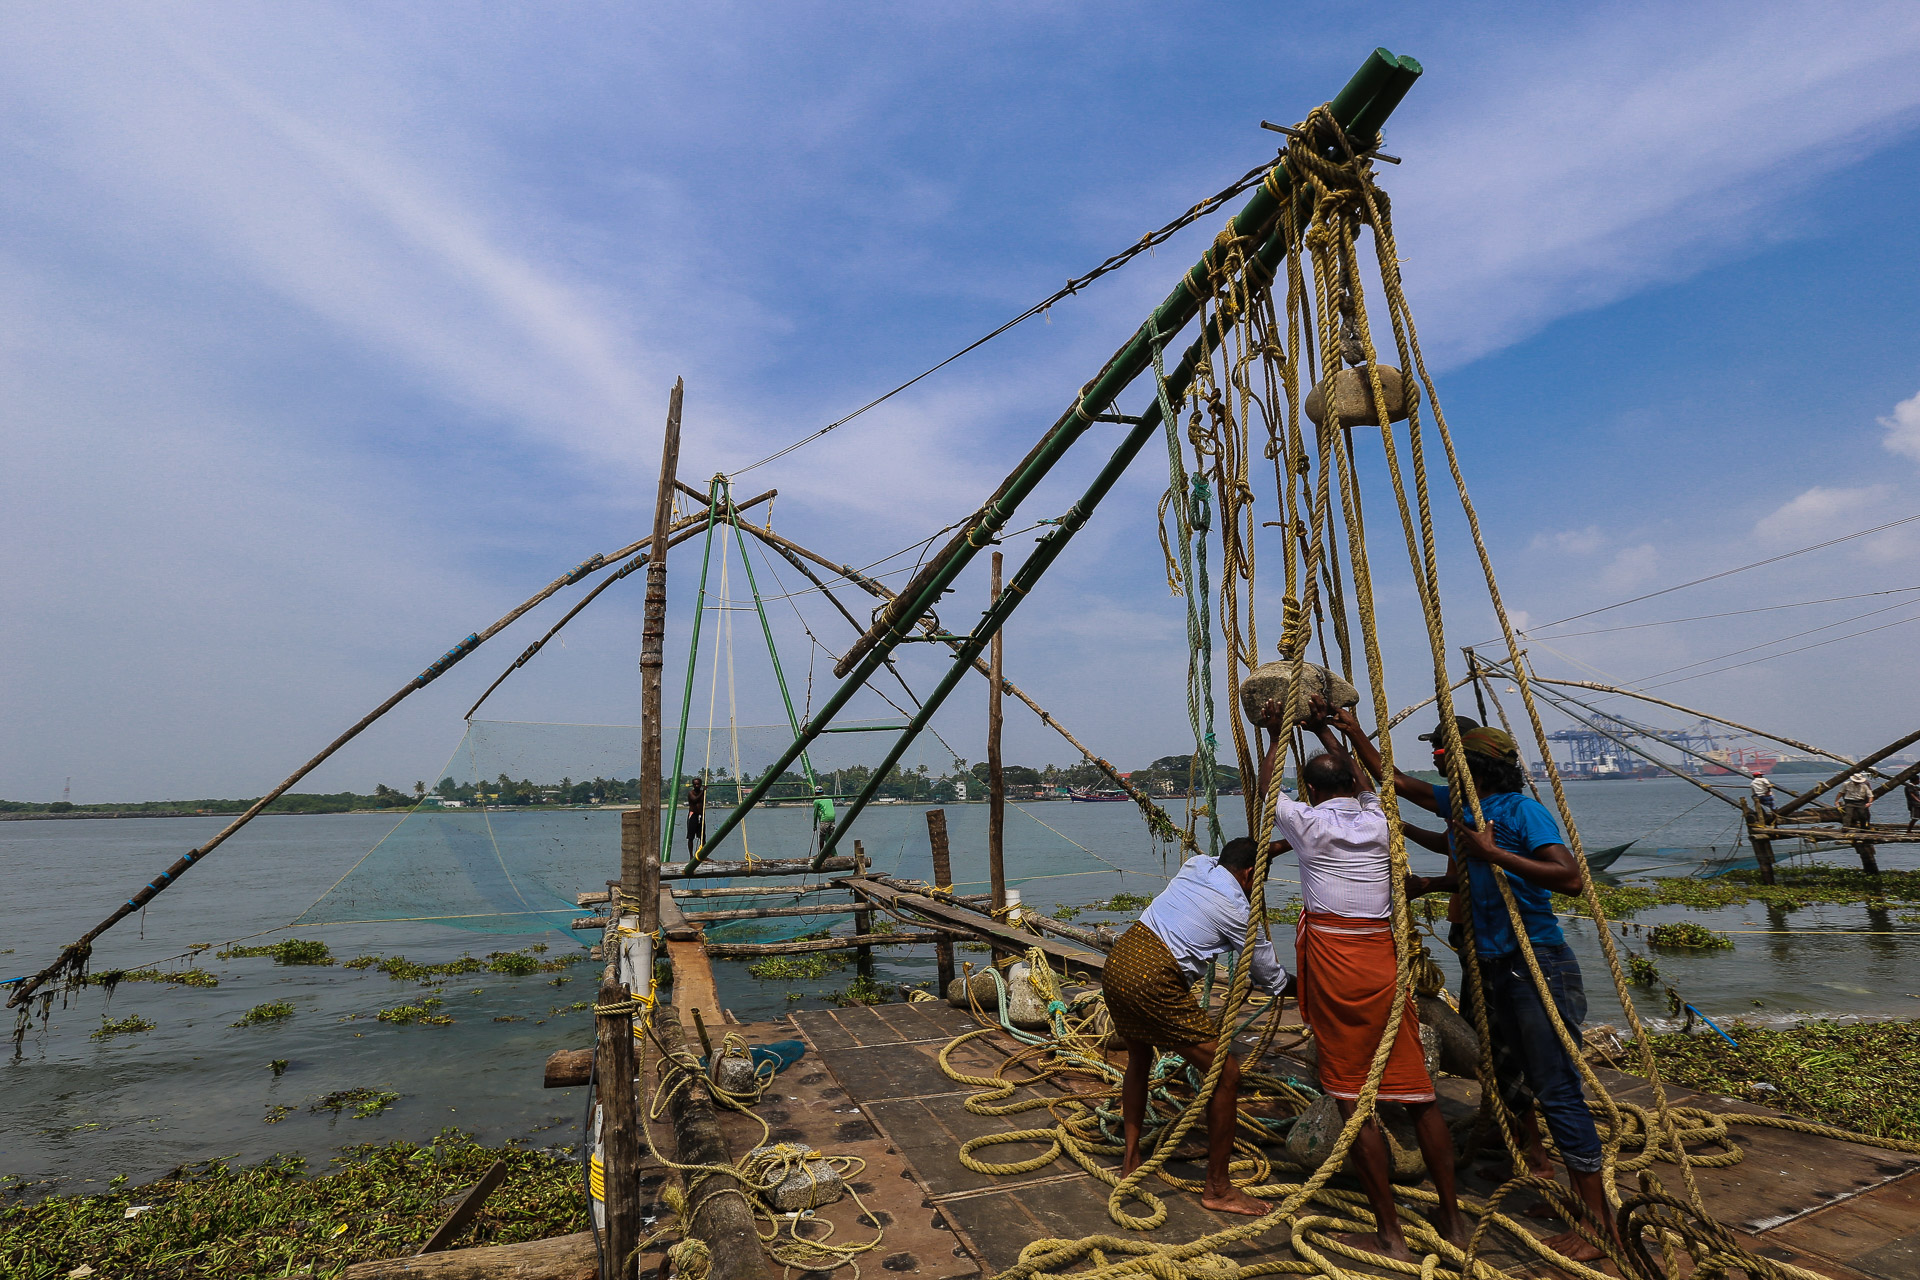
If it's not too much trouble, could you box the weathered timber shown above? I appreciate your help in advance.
[654,1016,773,1280]
[683,902,861,923]
[1748,827,1920,843]
[841,875,1106,979]
[852,840,873,974]
[926,809,958,995]
[1024,912,1117,952]
[668,937,724,1028]
[658,886,694,940]
[543,1047,594,1088]
[594,971,643,1278]
[418,1159,509,1255]
[1776,726,1920,817]
[662,856,856,880]
[704,931,948,958]
[671,882,843,900]
[341,1231,595,1280]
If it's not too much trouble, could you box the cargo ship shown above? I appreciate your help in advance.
[1701,747,1779,777]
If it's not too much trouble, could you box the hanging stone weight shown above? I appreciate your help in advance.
[1303,364,1414,428]
[1239,660,1359,725]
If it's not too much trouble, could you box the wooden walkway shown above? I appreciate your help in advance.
[678,1001,1920,1280]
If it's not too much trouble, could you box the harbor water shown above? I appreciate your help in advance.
[4,776,1915,1196]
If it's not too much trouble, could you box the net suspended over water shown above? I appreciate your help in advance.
[293,717,1142,942]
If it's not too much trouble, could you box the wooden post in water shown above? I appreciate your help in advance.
[988,552,1008,960]
[926,808,957,996]
[1742,801,1778,886]
[594,969,642,1279]
[852,839,874,976]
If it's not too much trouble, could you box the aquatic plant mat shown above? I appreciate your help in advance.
[676,1002,1920,1280]
[0,1129,584,1280]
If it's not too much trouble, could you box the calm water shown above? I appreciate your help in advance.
[3,778,1915,1195]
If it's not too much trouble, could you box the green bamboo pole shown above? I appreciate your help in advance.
[690,47,1422,868]
[724,485,819,795]
[661,478,725,863]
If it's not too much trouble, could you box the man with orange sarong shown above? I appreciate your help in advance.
[1254,700,1466,1259]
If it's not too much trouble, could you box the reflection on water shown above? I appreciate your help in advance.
[1,777,1913,1191]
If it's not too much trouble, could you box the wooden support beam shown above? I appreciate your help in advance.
[682,902,861,923]
[342,1231,595,1279]
[1024,912,1117,952]
[658,887,695,941]
[653,1016,774,1280]
[670,882,844,900]
[988,552,1008,962]
[543,1047,594,1088]
[704,932,947,959]
[662,856,856,880]
[668,938,724,1028]
[418,1159,509,1255]
[1776,725,1920,817]
[926,809,957,996]
[840,875,1106,980]
[593,971,642,1278]
[852,840,874,975]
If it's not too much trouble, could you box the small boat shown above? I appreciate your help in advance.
[1584,840,1634,871]
[1067,788,1129,802]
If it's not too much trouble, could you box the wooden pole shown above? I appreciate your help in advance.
[636,377,685,890]
[988,552,1008,960]
[926,808,957,996]
[1742,800,1777,886]
[594,970,642,1279]
[852,839,874,976]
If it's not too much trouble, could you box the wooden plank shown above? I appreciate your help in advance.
[418,1159,509,1255]
[704,931,946,958]
[670,882,844,900]
[666,855,857,879]
[658,886,696,941]
[1765,1170,1920,1280]
[668,937,724,1028]
[684,902,861,922]
[835,875,1106,979]
[342,1231,595,1279]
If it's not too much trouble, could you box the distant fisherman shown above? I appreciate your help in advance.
[1750,773,1776,822]
[1103,837,1293,1215]
[1906,778,1920,835]
[1256,697,1466,1259]
[1838,773,1874,829]
[812,786,837,855]
[685,775,706,857]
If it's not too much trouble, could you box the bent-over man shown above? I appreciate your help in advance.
[1256,703,1466,1258]
[1103,837,1292,1215]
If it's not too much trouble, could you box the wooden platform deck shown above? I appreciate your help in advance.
[654,1001,1920,1280]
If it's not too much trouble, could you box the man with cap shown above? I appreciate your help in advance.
[1331,710,1620,1263]
[1838,773,1874,830]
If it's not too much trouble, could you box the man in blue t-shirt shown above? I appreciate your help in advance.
[1331,709,1618,1263]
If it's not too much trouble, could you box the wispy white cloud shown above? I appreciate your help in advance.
[1530,526,1605,555]
[1754,485,1894,545]
[1880,390,1920,463]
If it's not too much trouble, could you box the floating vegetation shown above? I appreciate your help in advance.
[1638,1018,1920,1143]
[828,975,894,1007]
[310,1088,401,1118]
[262,1104,294,1125]
[90,1014,156,1040]
[1556,866,1920,920]
[376,998,452,1026]
[1649,922,1734,951]
[1097,892,1153,912]
[0,1129,584,1278]
[1050,904,1082,921]
[485,951,540,975]
[491,1015,526,1023]
[745,953,845,981]
[233,1001,296,1027]
[219,939,335,966]
[269,1059,289,1076]
[337,946,584,982]
[85,967,218,990]
[1626,953,1661,986]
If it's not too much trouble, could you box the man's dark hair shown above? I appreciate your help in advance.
[1218,836,1258,872]
[1301,751,1356,797]
[1466,751,1528,796]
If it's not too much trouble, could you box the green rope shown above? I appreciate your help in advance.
[663,478,725,864]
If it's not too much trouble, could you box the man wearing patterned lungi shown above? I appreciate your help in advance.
[1261,703,1467,1259]
[1103,835,1293,1215]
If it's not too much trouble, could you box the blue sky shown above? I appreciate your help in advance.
[4,2,1920,801]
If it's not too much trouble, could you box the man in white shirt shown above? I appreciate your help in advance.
[1256,703,1466,1257]
[1750,773,1775,822]
[1104,837,1292,1216]
[1839,773,1874,829]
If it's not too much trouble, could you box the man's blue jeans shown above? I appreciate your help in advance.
[1480,944,1604,1174]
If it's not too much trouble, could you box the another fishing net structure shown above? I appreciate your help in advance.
[293,717,984,941]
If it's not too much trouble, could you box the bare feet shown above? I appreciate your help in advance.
[1201,1187,1269,1217]
[1433,1212,1472,1251]
[1120,1150,1142,1178]
[1334,1231,1415,1264]
[1541,1228,1606,1263]
[1523,1201,1563,1221]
